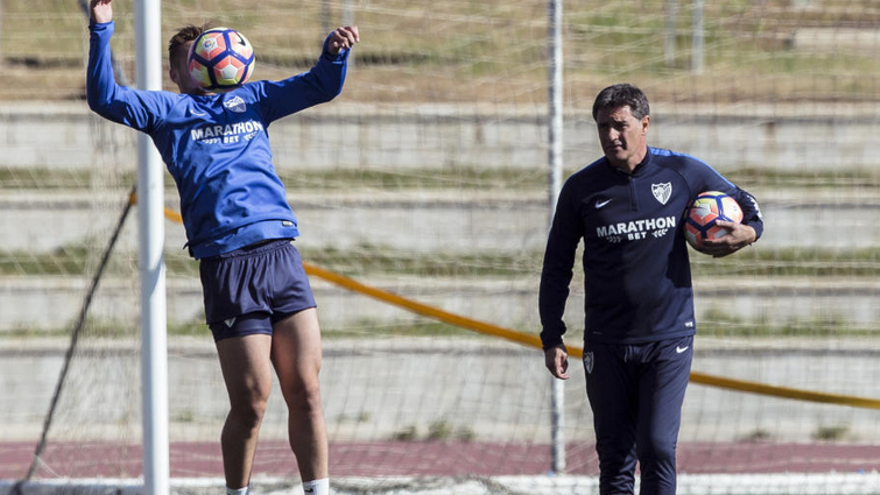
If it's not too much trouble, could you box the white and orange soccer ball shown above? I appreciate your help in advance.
[684,191,743,252]
[188,27,255,93]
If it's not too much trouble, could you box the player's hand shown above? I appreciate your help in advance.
[327,25,360,56]
[544,345,570,380]
[701,221,756,258]
[90,0,113,23]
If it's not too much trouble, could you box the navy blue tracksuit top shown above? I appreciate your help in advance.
[539,147,763,347]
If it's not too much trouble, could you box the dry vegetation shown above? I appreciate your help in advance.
[5,0,880,103]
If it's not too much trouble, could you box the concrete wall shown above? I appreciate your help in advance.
[3,102,880,333]
[3,102,880,172]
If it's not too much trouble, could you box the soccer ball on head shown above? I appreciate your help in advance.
[188,27,255,93]
[684,191,743,252]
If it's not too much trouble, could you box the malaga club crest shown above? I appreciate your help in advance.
[652,182,672,205]
[583,351,594,374]
[224,95,247,113]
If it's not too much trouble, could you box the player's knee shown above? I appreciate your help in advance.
[229,392,270,428]
[284,380,323,414]
[237,404,267,430]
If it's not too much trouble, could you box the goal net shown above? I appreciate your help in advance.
[3,1,880,494]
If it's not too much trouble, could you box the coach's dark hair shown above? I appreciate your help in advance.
[168,22,216,67]
[592,84,650,121]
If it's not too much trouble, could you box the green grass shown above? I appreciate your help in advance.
[389,421,478,442]
[5,242,880,279]
[6,165,880,192]
[691,247,880,278]
[697,306,877,338]
[0,166,549,191]
[3,318,137,339]
[813,425,850,442]
[320,321,474,339]
[11,312,875,341]
[2,318,481,340]
[0,168,96,189]
[278,167,550,191]
[0,244,199,277]
[725,168,880,189]
[300,245,536,278]
[8,0,880,102]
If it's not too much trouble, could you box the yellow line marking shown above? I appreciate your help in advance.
[156,205,880,409]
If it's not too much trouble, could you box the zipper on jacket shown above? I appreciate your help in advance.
[629,175,638,211]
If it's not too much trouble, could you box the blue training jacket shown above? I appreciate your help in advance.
[539,147,763,347]
[87,21,348,258]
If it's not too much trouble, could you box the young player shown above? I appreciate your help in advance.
[86,1,359,494]
[540,84,763,495]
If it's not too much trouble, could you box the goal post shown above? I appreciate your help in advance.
[134,0,169,493]
[547,0,565,476]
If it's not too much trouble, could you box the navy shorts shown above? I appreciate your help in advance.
[199,239,317,342]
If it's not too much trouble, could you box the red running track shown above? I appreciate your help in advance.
[2,441,878,480]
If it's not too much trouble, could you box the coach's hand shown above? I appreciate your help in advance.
[544,345,570,380]
[701,221,756,258]
[328,26,360,56]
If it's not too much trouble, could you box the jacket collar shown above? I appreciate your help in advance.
[605,146,653,177]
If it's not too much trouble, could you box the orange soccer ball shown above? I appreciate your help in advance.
[684,191,743,252]
[188,27,255,92]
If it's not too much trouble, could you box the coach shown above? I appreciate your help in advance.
[539,84,763,495]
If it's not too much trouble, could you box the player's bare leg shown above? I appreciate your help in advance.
[216,333,275,489]
[271,307,329,485]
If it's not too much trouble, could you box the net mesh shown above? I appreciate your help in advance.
[2,0,880,493]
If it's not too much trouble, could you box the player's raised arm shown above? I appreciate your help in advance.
[257,25,361,123]
[87,0,169,133]
[87,0,120,116]
[326,25,360,56]
[90,0,113,24]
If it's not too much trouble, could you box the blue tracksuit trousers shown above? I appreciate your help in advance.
[583,335,693,495]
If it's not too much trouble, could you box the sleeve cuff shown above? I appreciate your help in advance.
[540,331,565,351]
[89,20,114,29]
[321,33,350,62]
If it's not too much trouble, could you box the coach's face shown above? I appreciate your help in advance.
[596,105,650,174]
